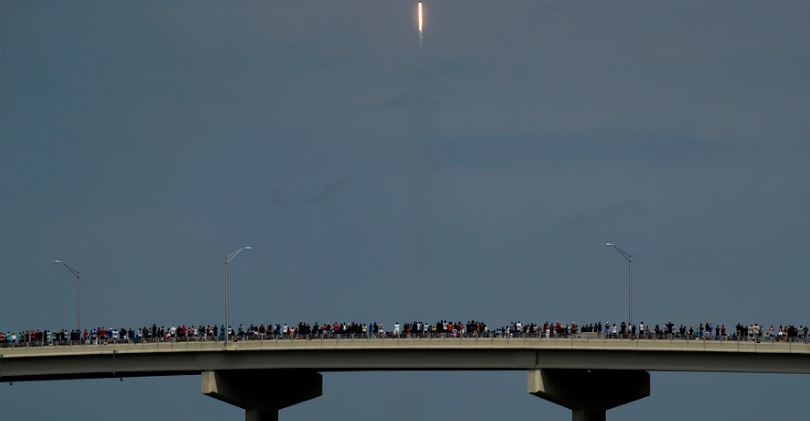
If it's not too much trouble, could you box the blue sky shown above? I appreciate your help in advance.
[1,1,809,419]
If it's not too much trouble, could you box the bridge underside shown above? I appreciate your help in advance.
[196,368,650,421]
[198,368,649,421]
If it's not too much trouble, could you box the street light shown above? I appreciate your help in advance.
[225,246,252,346]
[605,242,632,327]
[54,259,81,330]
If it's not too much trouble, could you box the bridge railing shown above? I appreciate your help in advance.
[1,330,808,348]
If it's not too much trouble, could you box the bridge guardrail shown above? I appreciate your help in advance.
[1,331,807,349]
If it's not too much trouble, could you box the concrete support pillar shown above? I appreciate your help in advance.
[528,369,649,421]
[202,370,322,421]
[245,408,278,421]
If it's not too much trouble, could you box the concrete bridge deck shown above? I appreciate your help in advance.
[2,337,810,382]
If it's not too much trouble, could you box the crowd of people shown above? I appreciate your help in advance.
[1,320,808,347]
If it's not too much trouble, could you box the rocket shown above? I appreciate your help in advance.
[417,1,424,48]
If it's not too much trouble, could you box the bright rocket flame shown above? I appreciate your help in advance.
[417,1,424,48]
[418,2,424,34]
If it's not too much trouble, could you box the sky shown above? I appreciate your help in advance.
[1,0,809,420]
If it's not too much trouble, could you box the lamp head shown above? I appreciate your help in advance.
[54,259,63,264]
[605,242,614,247]
[244,246,253,250]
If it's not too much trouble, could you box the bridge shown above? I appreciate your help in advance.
[2,338,810,421]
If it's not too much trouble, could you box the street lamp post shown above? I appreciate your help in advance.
[605,243,632,328]
[54,260,81,331]
[225,246,252,346]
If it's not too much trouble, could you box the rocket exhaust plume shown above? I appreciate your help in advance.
[417,1,424,48]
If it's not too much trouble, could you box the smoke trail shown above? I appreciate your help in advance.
[407,0,437,292]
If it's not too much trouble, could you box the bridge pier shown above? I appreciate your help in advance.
[528,369,649,421]
[202,370,322,421]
